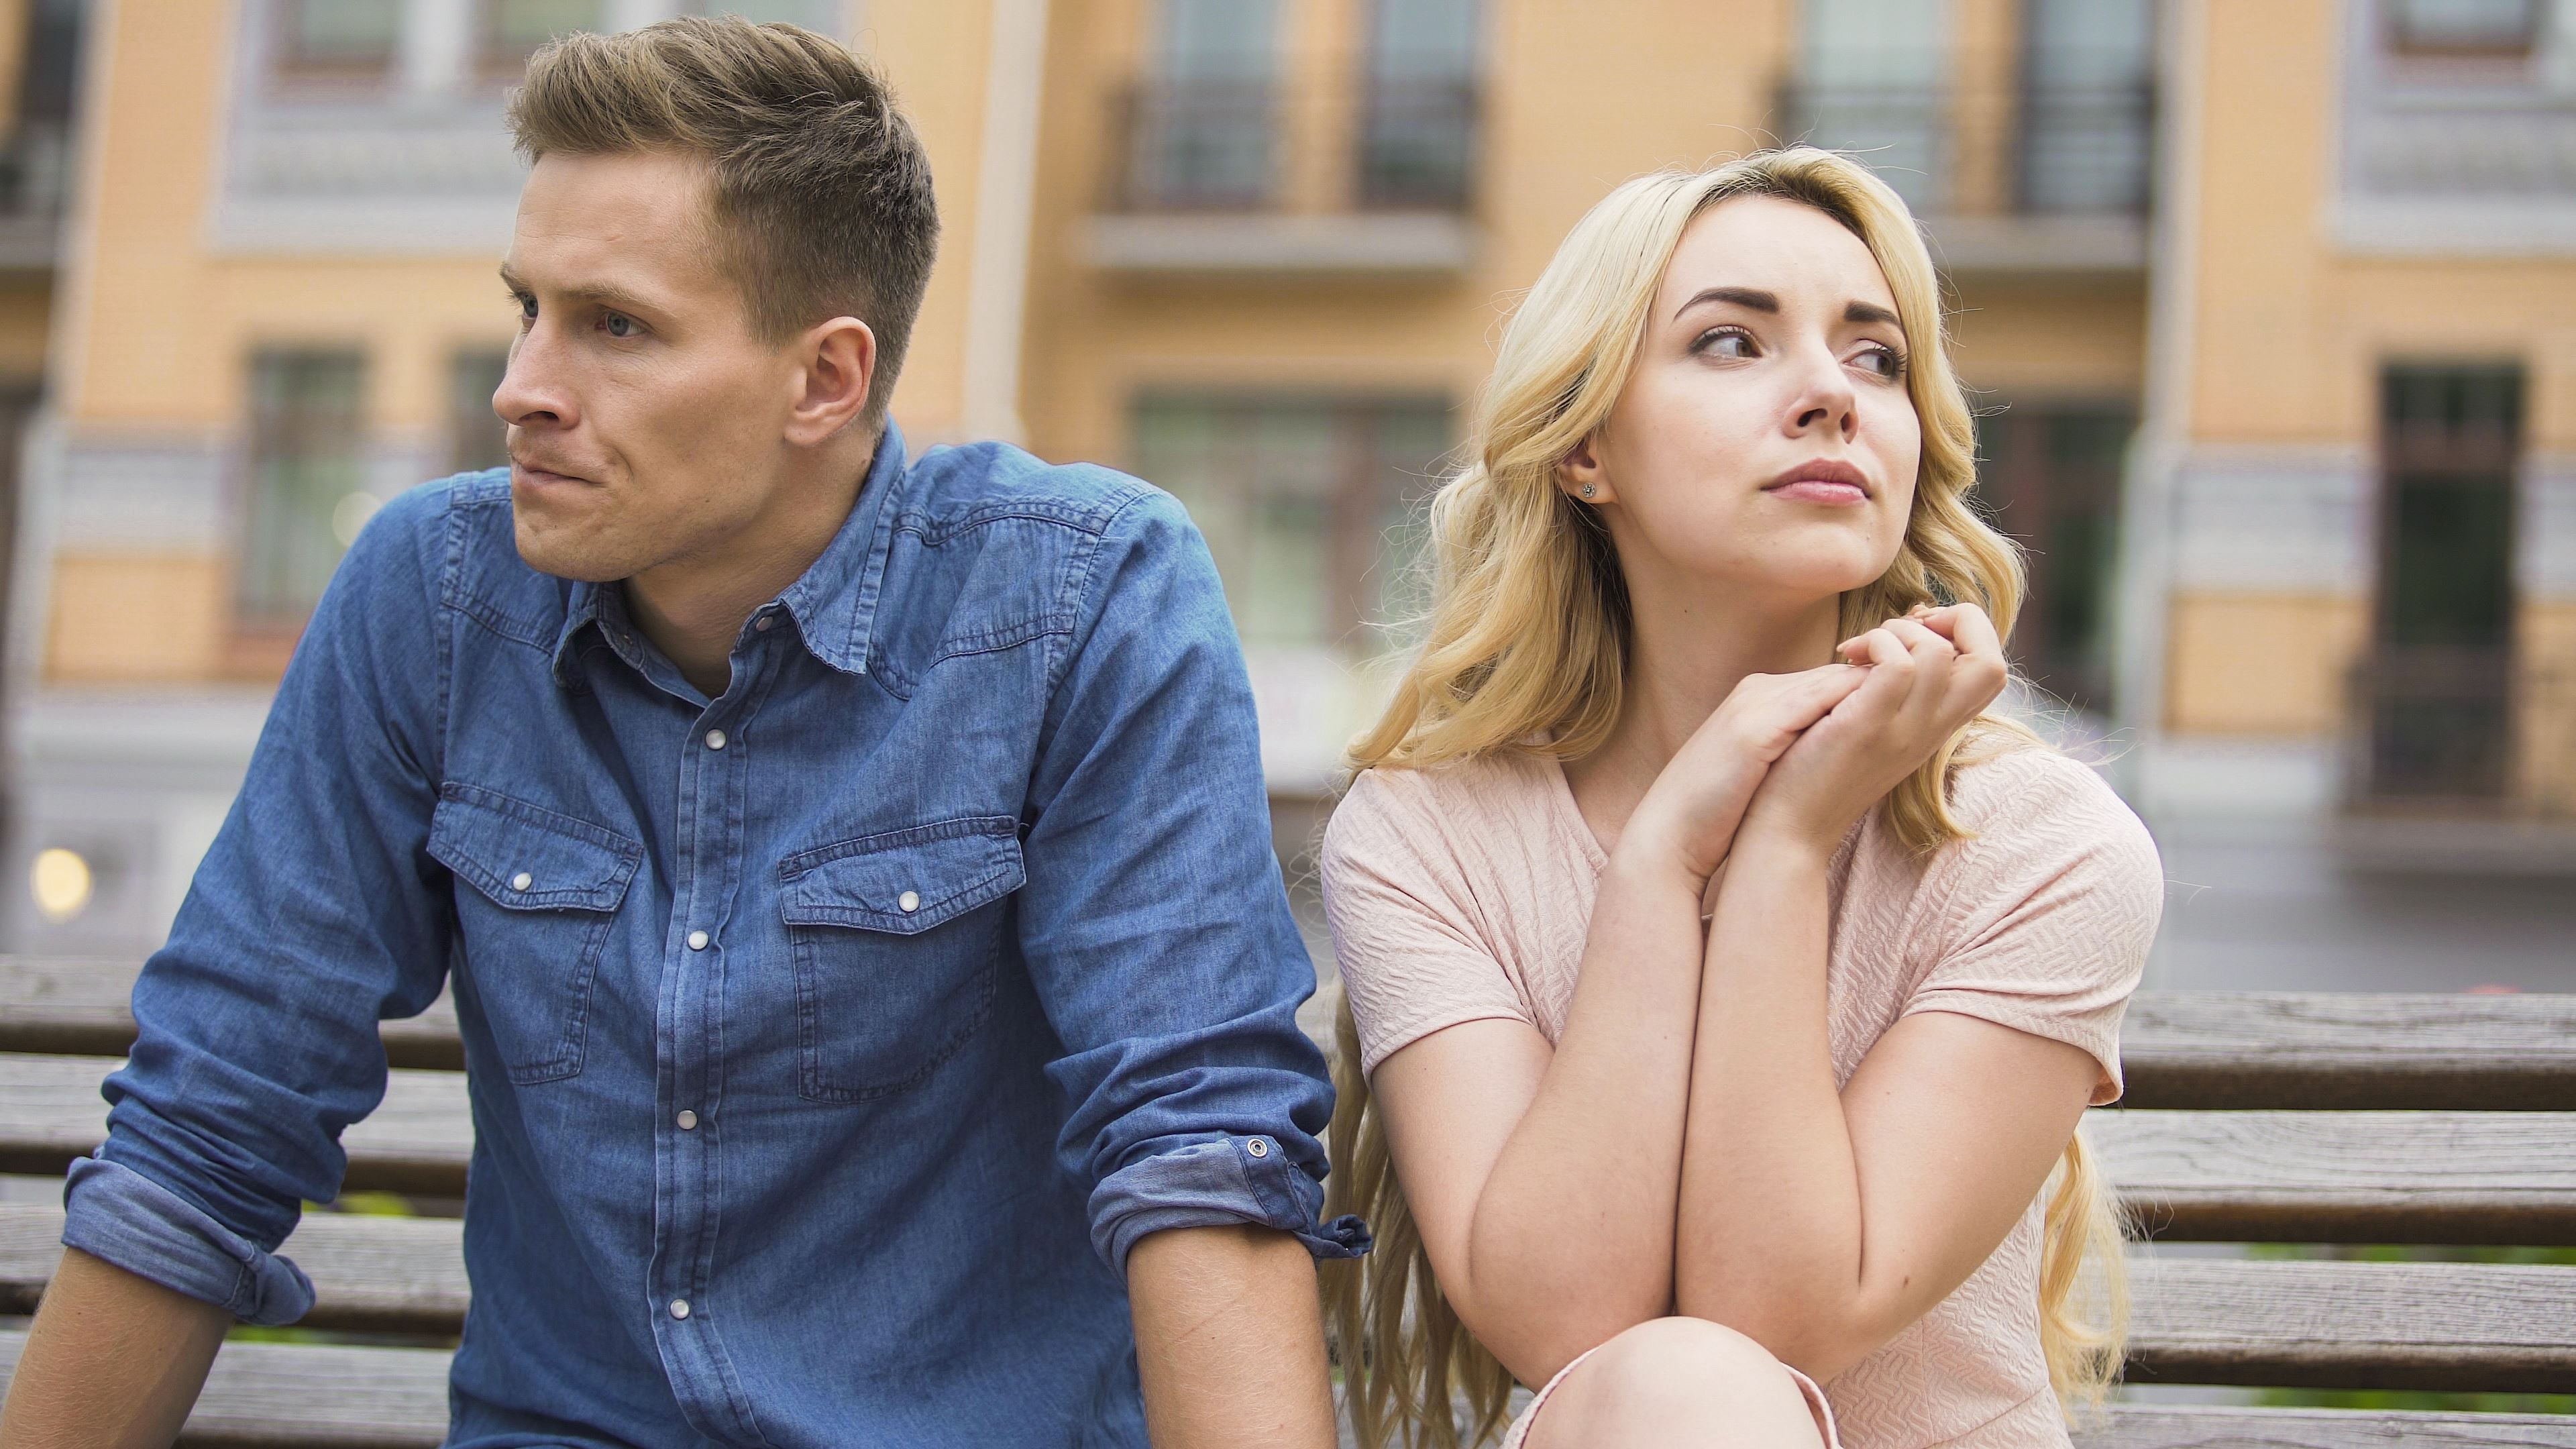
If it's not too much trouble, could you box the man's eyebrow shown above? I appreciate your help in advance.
[496,264,663,317]
[1847,300,1902,328]
[1673,286,1779,320]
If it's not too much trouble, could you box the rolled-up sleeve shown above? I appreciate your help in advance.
[63,484,456,1322]
[1016,481,1368,1276]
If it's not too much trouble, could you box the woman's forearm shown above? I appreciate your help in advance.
[1451,848,1709,1381]
[1670,826,1876,1377]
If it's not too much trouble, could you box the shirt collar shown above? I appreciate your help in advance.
[551,423,910,682]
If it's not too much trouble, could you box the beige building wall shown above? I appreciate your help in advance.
[2159,0,2576,819]
[10,0,2188,951]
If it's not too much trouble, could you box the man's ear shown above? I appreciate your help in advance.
[785,316,877,445]
[1555,433,1615,504]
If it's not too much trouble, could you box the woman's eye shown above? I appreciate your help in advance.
[1695,327,1758,360]
[511,294,535,325]
[1858,345,1907,380]
[603,312,638,339]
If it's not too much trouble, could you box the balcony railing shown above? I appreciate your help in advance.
[1104,76,1479,214]
[1772,78,2153,217]
[2347,654,2575,814]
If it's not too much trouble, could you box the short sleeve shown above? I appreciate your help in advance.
[1320,769,1539,1075]
[1900,751,2165,1106]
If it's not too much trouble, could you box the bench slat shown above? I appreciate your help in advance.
[0,1330,449,1448]
[6,1055,2573,1245]
[0,1202,468,1336]
[2092,1110,2576,1245]
[2118,993,2576,1112]
[0,958,460,1071]
[2128,1257,2576,1393]
[10,1203,2575,1395]
[5,1332,2573,1449]
[2070,1405,2576,1448]
[0,1056,472,1197]
[9,965,2575,1112]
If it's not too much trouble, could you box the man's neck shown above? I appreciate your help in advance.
[625,448,874,697]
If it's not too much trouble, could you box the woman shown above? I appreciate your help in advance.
[1318,148,2163,1449]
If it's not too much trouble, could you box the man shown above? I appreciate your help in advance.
[0,17,1361,1448]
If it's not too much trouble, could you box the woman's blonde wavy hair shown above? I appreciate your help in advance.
[1322,148,2129,1448]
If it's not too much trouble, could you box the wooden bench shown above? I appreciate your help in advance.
[0,960,2571,1446]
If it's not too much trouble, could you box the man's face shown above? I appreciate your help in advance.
[496,149,806,583]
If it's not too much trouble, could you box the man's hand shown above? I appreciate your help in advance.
[1127,1224,1335,1449]
[0,1246,230,1448]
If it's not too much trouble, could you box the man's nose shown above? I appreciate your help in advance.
[492,332,570,431]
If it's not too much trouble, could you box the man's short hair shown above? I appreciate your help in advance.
[507,16,940,429]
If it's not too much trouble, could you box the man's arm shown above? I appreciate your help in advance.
[1129,1226,1336,1449]
[1,487,455,1438]
[1010,480,1364,1445]
[0,1248,230,1448]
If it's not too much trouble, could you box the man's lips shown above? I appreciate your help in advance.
[1761,460,1872,506]
[513,460,596,487]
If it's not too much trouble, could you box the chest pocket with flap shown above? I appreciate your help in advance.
[427,783,642,1085]
[778,814,1024,1104]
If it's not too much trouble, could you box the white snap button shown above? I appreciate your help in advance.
[898,890,920,913]
[754,615,773,632]
[704,729,727,751]
[510,872,533,892]
[1246,1137,1270,1159]
[669,1298,690,1320]
[676,1110,698,1130]
[687,930,708,951]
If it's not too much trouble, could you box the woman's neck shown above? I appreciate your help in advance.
[1564,581,1843,854]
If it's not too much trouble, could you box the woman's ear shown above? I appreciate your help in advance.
[1556,434,1615,504]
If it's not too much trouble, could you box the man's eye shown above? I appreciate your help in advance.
[604,313,637,339]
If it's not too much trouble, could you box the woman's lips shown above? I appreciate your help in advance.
[1764,478,1870,505]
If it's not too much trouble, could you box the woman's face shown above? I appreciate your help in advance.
[1565,194,1921,606]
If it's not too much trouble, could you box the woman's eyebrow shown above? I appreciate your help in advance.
[1672,286,1778,320]
[1670,288,1902,329]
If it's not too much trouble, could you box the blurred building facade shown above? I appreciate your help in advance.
[3,0,2571,957]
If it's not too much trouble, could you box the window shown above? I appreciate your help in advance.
[1126,0,1281,208]
[1132,397,1447,653]
[2018,0,2153,214]
[277,0,403,78]
[1788,0,1951,213]
[2364,364,2523,803]
[451,349,513,476]
[1972,403,2133,714]
[237,351,368,630]
[483,0,606,73]
[1358,0,1479,207]
[2384,0,2541,57]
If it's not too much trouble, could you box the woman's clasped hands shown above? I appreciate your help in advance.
[1627,602,2011,885]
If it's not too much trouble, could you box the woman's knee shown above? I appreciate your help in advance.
[1534,1317,1824,1448]
[1591,1317,1786,1395]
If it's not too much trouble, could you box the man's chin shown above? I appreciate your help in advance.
[512,518,634,584]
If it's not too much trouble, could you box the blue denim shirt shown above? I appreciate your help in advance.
[64,427,1365,1448]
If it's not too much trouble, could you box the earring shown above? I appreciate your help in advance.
[1580,483,1597,498]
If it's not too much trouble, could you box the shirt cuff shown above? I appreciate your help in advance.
[60,1155,315,1326]
[1088,1134,1372,1277]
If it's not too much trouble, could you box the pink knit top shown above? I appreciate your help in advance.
[1320,744,2163,1449]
